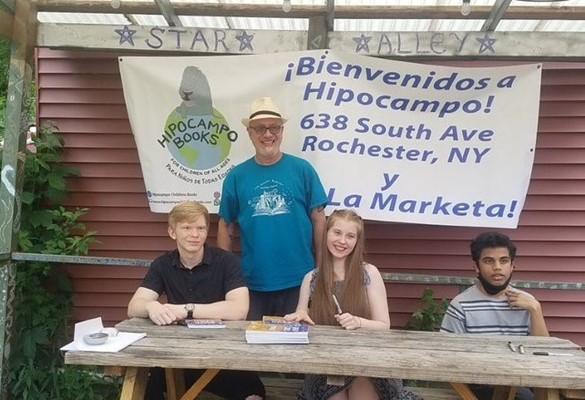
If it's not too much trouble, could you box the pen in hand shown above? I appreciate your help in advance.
[332,294,343,314]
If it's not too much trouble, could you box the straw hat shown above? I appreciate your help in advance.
[241,97,288,127]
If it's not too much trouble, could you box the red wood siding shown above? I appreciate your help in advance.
[36,49,585,345]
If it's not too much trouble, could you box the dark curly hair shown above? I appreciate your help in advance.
[470,231,516,264]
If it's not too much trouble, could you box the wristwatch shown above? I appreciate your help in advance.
[184,303,195,319]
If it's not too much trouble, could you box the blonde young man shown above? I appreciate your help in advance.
[218,97,328,320]
[128,201,265,400]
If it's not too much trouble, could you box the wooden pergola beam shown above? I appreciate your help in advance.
[37,23,585,59]
[33,1,585,21]
[325,0,334,32]
[0,0,15,13]
[1,0,37,395]
[482,0,513,32]
[154,0,182,27]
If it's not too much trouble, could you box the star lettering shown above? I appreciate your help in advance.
[115,25,137,46]
[235,31,255,52]
[353,34,372,53]
[476,34,497,54]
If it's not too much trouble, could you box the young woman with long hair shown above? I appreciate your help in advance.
[285,209,421,400]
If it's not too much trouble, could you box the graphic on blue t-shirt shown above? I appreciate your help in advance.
[250,180,292,216]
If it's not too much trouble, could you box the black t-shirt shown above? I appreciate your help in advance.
[141,245,246,304]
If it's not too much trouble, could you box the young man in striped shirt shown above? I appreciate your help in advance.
[440,231,549,400]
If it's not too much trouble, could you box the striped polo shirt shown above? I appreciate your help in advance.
[440,284,531,335]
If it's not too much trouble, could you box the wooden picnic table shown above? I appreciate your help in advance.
[63,318,585,400]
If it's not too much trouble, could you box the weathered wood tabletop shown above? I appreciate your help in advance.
[63,318,585,392]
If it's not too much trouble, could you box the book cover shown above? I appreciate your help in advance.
[185,319,226,329]
[245,316,309,344]
[261,315,291,324]
[248,321,309,333]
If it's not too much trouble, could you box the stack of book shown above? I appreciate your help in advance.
[245,316,309,344]
[185,319,226,329]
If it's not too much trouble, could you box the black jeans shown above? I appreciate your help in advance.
[145,367,266,400]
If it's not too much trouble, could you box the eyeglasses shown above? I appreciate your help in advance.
[248,125,283,135]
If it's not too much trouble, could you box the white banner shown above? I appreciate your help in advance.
[119,50,541,228]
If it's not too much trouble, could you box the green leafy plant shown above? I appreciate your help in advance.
[0,95,5,135]
[404,287,449,332]
[1,37,9,137]
[0,36,36,140]
[0,38,8,95]
[4,123,120,399]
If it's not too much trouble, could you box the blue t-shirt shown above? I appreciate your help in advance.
[219,153,328,291]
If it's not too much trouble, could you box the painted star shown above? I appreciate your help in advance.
[353,34,372,53]
[115,25,137,46]
[476,34,497,54]
[235,31,254,52]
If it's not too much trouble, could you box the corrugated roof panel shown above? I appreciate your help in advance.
[34,0,585,32]
[497,20,541,31]
[540,20,585,32]
[514,0,583,6]
[227,16,309,29]
[335,0,493,5]
[132,15,169,26]
[497,20,585,32]
[180,16,230,29]
[430,19,485,31]
[37,12,129,25]
[336,18,487,31]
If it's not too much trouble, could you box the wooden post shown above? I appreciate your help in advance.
[491,385,516,400]
[307,0,332,50]
[0,1,15,41]
[450,383,479,400]
[0,0,36,395]
[307,16,328,50]
[165,368,186,400]
[120,367,149,400]
[180,368,220,400]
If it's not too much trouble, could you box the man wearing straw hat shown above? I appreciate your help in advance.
[218,97,328,320]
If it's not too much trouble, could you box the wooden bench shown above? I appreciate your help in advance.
[106,367,582,400]
[198,376,461,400]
